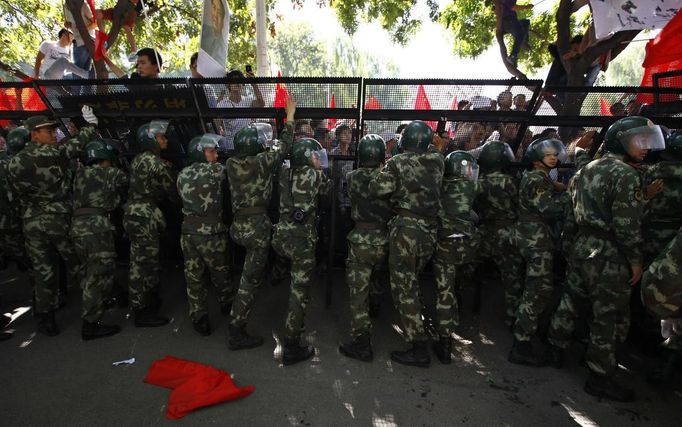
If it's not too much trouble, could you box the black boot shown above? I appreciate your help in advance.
[282,339,316,366]
[339,333,373,362]
[432,336,452,365]
[647,351,679,385]
[82,320,121,341]
[228,324,263,350]
[545,344,565,369]
[192,315,211,336]
[134,307,169,328]
[584,371,635,402]
[390,341,431,368]
[507,338,546,367]
[37,311,59,336]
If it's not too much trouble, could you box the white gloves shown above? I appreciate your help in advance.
[82,105,98,125]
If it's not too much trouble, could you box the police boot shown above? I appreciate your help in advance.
[282,339,316,366]
[507,338,546,367]
[339,333,373,362]
[37,311,59,336]
[228,324,264,350]
[192,315,211,336]
[82,320,121,341]
[584,371,635,402]
[433,336,452,365]
[390,341,431,368]
[544,344,565,369]
[647,351,679,385]
[134,307,169,328]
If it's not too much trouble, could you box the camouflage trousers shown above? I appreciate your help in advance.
[180,233,232,321]
[230,214,271,327]
[123,214,162,310]
[388,220,436,343]
[0,226,28,265]
[346,238,388,339]
[548,256,631,376]
[23,214,82,314]
[432,239,461,338]
[271,223,317,342]
[513,248,554,342]
[72,231,116,322]
[479,224,524,319]
[642,224,679,266]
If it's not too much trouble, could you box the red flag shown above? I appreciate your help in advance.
[450,95,458,110]
[414,85,436,131]
[364,95,382,110]
[637,11,682,104]
[86,0,97,24]
[20,78,47,111]
[599,97,612,116]
[327,93,337,130]
[274,70,289,109]
[94,31,109,61]
[0,89,16,127]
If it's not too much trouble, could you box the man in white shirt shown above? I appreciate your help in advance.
[64,0,97,78]
[33,29,90,80]
[215,69,264,149]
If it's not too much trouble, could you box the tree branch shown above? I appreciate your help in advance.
[556,0,573,74]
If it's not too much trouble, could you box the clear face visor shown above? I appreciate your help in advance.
[196,133,221,151]
[539,139,568,163]
[456,159,479,181]
[310,148,328,169]
[621,124,666,152]
[148,120,170,138]
[502,143,515,163]
[253,122,274,148]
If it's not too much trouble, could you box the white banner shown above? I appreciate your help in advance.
[198,0,230,77]
[590,0,682,39]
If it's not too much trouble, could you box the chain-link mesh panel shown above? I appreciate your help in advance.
[0,82,50,118]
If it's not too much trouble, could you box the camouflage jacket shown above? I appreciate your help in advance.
[641,226,682,319]
[642,161,682,227]
[438,177,478,239]
[0,154,22,230]
[177,162,228,235]
[71,165,129,236]
[276,164,331,238]
[369,151,444,228]
[516,169,570,250]
[125,150,176,218]
[475,171,519,226]
[346,167,393,246]
[572,153,643,266]
[8,126,94,219]
[226,122,292,213]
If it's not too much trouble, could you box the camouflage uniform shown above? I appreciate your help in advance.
[476,170,524,319]
[369,151,444,343]
[227,123,292,327]
[123,150,176,310]
[70,164,128,322]
[7,127,93,314]
[433,177,479,337]
[0,152,27,266]
[641,161,682,264]
[512,169,570,342]
[177,161,232,321]
[345,167,393,339]
[271,164,331,341]
[548,153,643,377]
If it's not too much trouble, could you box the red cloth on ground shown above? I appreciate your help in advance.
[144,356,255,420]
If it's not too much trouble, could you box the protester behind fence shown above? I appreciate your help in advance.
[331,124,354,155]
[513,93,527,111]
[214,69,264,150]
[102,47,161,80]
[495,0,533,67]
[610,102,626,117]
[314,127,332,151]
[63,0,97,78]
[497,90,520,142]
[33,29,90,80]
[294,120,314,141]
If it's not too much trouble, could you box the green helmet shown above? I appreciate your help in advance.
[188,133,221,164]
[478,140,515,172]
[7,127,29,155]
[444,151,479,181]
[135,120,169,152]
[234,123,273,157]
[291,138,327,169]
[400,120,432,153]
[522,138,567,167]
[358,134,385,167]
[603,116,665,157]
[84,139,118,164]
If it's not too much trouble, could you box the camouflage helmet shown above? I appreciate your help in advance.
[6,127,29,155]
[400,120,432,153]
[135,120,169,152]
[234,123,273,157]
[187,133,221,164]
[444,151,479,181]
[84,139,118,164]
[522,137,567,167]
[358,134,385,167]
[291,138,327,169]
[478,140,515,172]
[603,116,665,157]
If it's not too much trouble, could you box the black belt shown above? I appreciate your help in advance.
[183,215,222,225]
[354,221,386,231]
[234,206,267,217]
[72,207,106,217]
